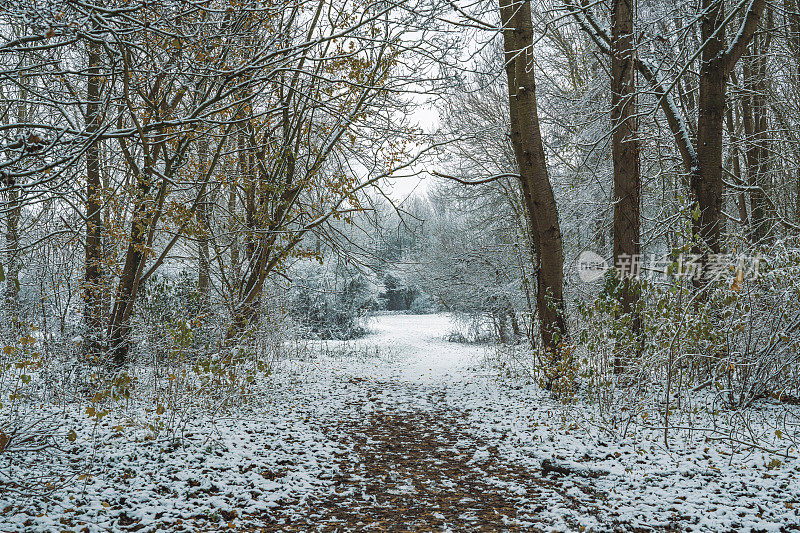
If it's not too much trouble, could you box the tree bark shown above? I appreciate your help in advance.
[240,126,257,262]
[725,104,749,228]
[85,30,104,355]
[3,50,29,327]
[106,128,172,366]
[741,14,774,244]
[611,0,640,372]
[228,176,241,297]
[692,0,727,260]
[227,81,299,338]
[568,0,765,262]
[789,0,800,223]
[4,180,20,326]
[197,138,211,309]
[499,0,567,356]
[741,61,767,244]
[687,0,767,277]
[106,169,156,366]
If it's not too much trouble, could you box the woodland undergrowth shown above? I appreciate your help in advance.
[490,241,800,458]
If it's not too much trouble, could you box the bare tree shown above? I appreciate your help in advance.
[611,0,640,370]
[499,0,567,356]
[566,0,766,266]
[84,19,103,356]
[741,9,775,244]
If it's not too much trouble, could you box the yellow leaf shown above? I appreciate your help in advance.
[67,429,77,442]
[731,269,744,291]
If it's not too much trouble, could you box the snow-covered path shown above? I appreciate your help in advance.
[333,313,486,383]
[272,314,600,530]
[3,313,800,532]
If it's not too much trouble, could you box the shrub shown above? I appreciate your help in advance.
[410,294,437,314]
[291,261,375,340]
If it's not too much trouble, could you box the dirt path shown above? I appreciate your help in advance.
[247,377,610,532]
[229,314,633,531]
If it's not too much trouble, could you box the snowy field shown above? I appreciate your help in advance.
[2,313,799,531]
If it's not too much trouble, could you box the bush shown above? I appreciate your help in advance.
[551,242,800,444]
[410,294,437,314]
[291,261,375,340]
[134,271,214,363]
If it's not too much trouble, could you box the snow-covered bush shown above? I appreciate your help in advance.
[713,243,800,408]
[445,313,496,344]
[481,239,800,450]
[0,326,77,495]
[129,271,221,379]
[540,242,800,445]
[409,293,437,314]
[291,260,375,340]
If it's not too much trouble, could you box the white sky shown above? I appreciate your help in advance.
[382,103,440,203]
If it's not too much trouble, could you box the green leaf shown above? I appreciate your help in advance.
[67,429,77,442]
[0,262,4,283]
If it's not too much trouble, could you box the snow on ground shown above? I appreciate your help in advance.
[2,313,799,531]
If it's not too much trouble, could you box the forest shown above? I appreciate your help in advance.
[1,0,800,530]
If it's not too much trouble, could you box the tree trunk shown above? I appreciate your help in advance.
[789,0,800,223]
[569,0,764,260]
[692,0,727,262]
[228,177,241,297]
[3,51,30,328]
[4,181,20,326]
[227,83,299,339]
[691,0,766,268]
[240,127,256,262]
[725,105,749,228]
[197,138,211,309]
[227,176,299,338]
[499,0,567,356]
[107,169,159,366]
[741,15,774,244]
[611,0,640,372]
[85,32,104,355]
[508,306,522,340]
[741,59,766,244]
